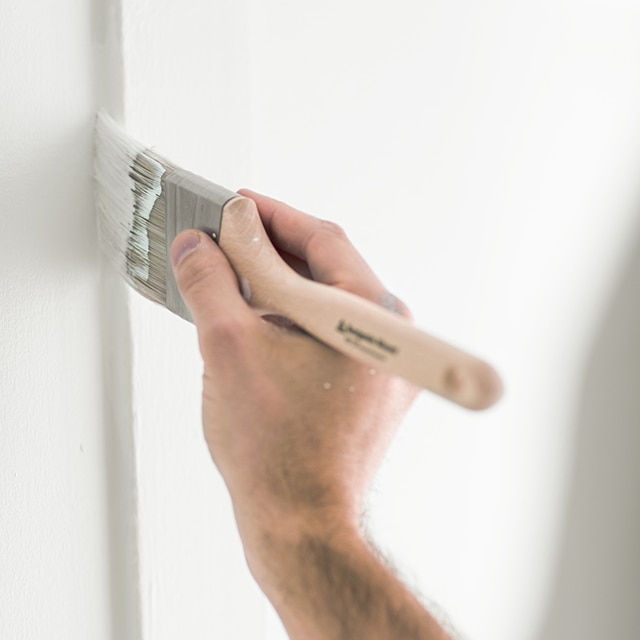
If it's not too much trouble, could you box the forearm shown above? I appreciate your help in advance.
[242,516,452,640]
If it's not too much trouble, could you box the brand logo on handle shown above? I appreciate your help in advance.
[336,320,398,360]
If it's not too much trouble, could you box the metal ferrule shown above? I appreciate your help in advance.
[163,169,238,321]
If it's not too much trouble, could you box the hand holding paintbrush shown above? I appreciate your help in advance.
[95,111,502,410]
[95,110,502,637]
[169,210,457,638]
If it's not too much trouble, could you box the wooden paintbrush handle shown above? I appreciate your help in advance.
[219,197,503,410]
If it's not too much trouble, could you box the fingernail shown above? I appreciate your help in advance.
[171,231,201,268]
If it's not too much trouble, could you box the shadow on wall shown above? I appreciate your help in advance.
[537,220,640,640]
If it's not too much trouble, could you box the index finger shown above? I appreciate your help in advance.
[237,189,329,257]
[237,189,397,312]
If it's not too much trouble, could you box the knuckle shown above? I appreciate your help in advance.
[318,219,347,237]
[305,220,349,252]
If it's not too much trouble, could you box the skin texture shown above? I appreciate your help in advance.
[170,190,452,640]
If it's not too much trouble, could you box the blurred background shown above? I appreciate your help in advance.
[1,1,638,638]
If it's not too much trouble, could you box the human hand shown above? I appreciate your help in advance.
[169,192,453,639]
[170,190,416,540]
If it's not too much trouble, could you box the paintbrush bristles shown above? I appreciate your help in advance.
[94,111,171,305]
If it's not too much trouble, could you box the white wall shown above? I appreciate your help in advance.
[0,1,112,639]
[2,1,639,639]
[120,2,640,639]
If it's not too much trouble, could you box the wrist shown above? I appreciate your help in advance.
[236,501,362,603]
[236,505,451,640]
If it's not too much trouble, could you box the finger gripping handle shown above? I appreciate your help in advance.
[219,197,503,410]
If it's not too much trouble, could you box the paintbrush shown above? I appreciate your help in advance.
[94,111,502,410]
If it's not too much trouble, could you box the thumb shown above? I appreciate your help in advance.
[170,230,257,346]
